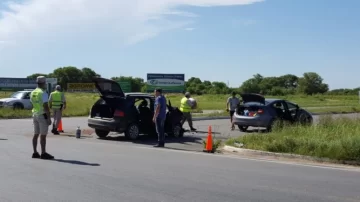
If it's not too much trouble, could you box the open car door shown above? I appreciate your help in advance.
[92,77,125,97]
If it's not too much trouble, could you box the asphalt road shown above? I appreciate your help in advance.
[1,113,360,152]
[1,135,360,202]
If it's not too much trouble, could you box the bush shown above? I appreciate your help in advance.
[226,115,360,162]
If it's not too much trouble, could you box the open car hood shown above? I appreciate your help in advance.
[92,77,125,97]
[240,93,265,105]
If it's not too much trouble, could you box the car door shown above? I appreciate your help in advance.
[22,92,32,109]
[271,101,292,121]
[284,101,299,120]
[280,101,294,122]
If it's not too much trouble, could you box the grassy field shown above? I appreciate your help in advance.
[226,115,360,162]
[0,91,359,119]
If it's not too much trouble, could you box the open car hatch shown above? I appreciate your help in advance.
[240,93,265,105]
[92,77,125,97]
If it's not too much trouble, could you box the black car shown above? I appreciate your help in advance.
[88,77,184,140]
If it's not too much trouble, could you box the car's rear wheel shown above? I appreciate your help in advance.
[125,123,140,140]
[95,129,110,138]
[237,125,248,132]
[171,123,184,138]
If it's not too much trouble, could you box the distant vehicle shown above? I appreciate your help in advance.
[0,90,33,109]
[232,93,313,132]
[88,77,185,140]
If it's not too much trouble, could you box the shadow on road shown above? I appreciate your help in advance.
[244,128,268,133]
[53,159,100,166]
[98,134,203,146]
[0,138,7,140]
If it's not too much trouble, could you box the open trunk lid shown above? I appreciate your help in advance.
[92,77,125,97]
[240,93,265,105]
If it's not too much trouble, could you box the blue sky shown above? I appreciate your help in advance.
[0,0,359,89]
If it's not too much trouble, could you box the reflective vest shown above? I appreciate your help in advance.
[50,90,63,109]
[30,88,44,116]
[179,97,191,112]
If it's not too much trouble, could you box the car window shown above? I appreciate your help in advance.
[134,98,151,108]
[272,101,285,109]
[285,101,297,110]
[23,93,30,99]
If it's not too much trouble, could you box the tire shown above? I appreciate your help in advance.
[237,125,248,132]
[266,119,276,132]
[299,113,313,125]
[171,123,184,138]
[13,103,24,110]
[125,123,140,140]
[95,129,110,138]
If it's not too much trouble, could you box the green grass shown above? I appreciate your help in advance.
[0,91,359,119]
[226,115,360,162]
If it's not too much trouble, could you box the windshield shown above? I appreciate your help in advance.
[10,92,24,99]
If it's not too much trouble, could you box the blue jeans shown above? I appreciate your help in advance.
[155,118,165,142]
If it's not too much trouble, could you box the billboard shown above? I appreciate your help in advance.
[146,73,185,93]
[67,83,96,92]
[0,77,57,91]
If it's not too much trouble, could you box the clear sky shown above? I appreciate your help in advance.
[0,0,359,90]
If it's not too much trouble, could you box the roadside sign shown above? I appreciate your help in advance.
[146,73,185,93]
[0,77,37,91]
[118,81,131,93]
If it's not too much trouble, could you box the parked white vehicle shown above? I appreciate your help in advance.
[0,90,34,109]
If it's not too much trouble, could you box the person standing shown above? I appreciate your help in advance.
[153,88,167,147]
[179,92,196,131]
[30,76,54,159]
[226,92,240,130]
[49,85,66,135]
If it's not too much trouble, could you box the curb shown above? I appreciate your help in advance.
[222,145,360,166]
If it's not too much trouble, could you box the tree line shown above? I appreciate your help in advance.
[28,66,359,95]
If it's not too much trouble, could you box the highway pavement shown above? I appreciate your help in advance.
[0,134,360,202]
[1,113,360,152]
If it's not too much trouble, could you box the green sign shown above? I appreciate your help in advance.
[146,73,185,93]
[118,81,131,92]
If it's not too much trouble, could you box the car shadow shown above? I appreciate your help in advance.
[243,128,268,133]
[97,133,204,146]
[0,138,7,140]
[52,159,100,166]
[184,130,221,135]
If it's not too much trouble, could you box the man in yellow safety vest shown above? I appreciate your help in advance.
[30,76,54,160]
[179,92,196,131]
[49,85,66,135]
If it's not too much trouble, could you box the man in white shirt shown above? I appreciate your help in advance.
[226,92,240,130]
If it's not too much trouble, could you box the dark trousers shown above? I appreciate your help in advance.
[155,118,165,143]
[181,112,193,128]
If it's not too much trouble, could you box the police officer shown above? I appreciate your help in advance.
[49,85,66,135]
[30,76,54,159]
[179,92,196,131]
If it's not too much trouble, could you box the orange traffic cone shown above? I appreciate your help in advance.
[57,120,64,133]
[203,125,213,153]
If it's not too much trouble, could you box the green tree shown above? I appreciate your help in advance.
[111,76,145,92]
[297,72,329,95]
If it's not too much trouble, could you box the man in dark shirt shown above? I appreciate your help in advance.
[153,88,167,147]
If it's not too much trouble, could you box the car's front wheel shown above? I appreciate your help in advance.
[237,125,248,132]
[95,129,110,138]
[125,123,140,140]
